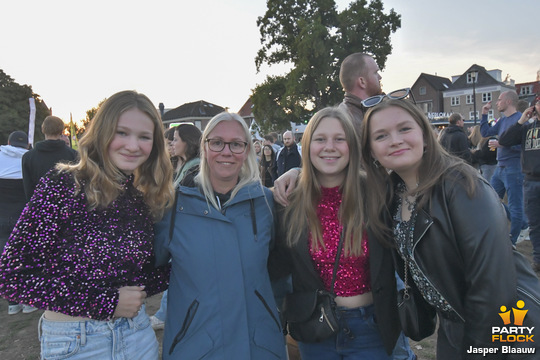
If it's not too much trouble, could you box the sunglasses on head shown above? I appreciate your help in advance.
[361,88,415,108]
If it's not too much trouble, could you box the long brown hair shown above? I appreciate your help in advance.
[360,99,478,245]
[283,107,366,256]
[57,90,174,221]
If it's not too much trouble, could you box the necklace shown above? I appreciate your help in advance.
[398,182,418,212]
[403,194,417,212]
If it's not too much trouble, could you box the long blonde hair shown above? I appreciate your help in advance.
[57,90,174,220]
[283,107,366,256]
[195,112,260,210]
[468,125,488,149]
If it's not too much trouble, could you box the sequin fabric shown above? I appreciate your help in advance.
[309,186,371,297]
[0,170,170,320]
[393,183,452,314]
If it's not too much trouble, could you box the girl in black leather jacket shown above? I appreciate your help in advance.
[361,99,519,360]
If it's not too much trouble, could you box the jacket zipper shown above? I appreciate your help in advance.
[169,300,200,355]
[320,307,335,332]
[411,212,465,322]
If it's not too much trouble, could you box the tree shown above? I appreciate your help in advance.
[253,0,400,130]
[77,98,105,136]
[0,70,51,145]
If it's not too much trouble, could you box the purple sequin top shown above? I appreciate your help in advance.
[309,186,371,297]
[0,170,169,320]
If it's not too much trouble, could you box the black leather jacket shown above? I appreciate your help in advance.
[269,206,400,355]
[390,172,517,358]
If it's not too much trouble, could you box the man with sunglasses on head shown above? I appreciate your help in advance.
[338,52,383,129]
[274,53,414,203]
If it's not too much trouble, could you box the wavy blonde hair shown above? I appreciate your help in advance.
[283,107,367,256]
[57,90,174,220]
[195,112,260,210]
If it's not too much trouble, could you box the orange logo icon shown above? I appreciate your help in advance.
[498,300,528,326]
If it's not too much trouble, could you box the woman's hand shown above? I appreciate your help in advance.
[273,168,300,206]
[113,286,147,318]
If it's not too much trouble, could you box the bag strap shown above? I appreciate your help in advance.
[330,231,344,295]
[391,249,410,299]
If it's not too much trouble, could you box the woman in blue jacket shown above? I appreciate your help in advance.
[154,112,287,359]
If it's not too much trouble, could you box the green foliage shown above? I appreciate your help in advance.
[253,0,400,130]
[78,99,105,136]
[0,70,51,145]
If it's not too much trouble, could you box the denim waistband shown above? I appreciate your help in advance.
[337,303,375,319]
[39,304,148,338]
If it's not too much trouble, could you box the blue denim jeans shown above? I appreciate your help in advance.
[39,305,158,360]
[524,180,540,264]
[153,290,168,321]
[491,165,524,244]
[479,164,496,183]
[297,304,391,360]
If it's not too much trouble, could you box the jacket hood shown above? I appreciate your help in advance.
[444,124,465,134]
[34,139,68,152]
[0,145,28,158]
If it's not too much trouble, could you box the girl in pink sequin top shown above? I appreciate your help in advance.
[0,91,174,360]
[272,107,399,359]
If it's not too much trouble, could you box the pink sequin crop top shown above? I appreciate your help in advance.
[309,186,371,297]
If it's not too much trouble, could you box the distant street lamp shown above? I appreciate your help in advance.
[469,71,478,125]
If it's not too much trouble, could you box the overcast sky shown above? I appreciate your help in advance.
[2,0,538,127]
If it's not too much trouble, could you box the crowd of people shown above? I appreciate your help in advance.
[0,52,538,360]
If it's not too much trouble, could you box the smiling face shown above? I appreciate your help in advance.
[309,117,350,188]
[107,108,154,175]
[206,120,248,192]
[369,106,424,182]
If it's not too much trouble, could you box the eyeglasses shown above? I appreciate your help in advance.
[206,138,248,154]
[361,88,415,108]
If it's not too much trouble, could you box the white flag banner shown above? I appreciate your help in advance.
[28,98,36,146]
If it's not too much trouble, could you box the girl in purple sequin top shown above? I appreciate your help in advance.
[0,91,174,359]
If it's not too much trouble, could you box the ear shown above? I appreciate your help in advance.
[357,76,367,89]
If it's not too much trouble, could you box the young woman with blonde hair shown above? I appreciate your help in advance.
[270,107,399,359]
[0,90,174,359]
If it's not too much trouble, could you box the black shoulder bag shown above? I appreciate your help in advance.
[391,250,436,341]
[282,234,344,343]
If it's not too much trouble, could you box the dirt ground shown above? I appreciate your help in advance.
[0,240,535,360]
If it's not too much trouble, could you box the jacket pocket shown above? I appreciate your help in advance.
[255,290,282,331]
[169,299,200,355]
